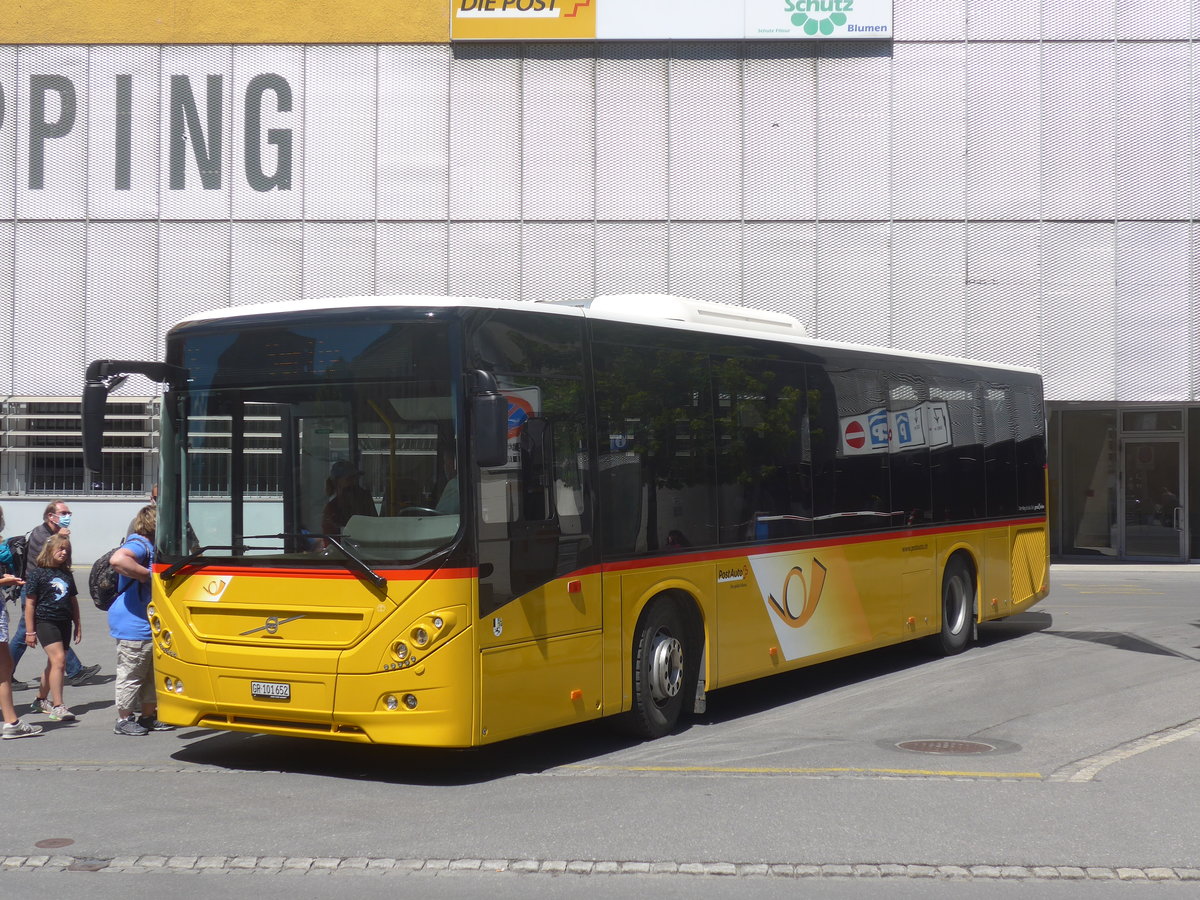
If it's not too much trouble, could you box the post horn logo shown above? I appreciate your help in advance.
[767,559,827,628]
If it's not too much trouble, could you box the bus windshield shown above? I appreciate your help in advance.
[158,317,462,568]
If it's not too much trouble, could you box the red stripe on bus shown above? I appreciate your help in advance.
[600,516,1047,573]
[149,516,1044,583]
[150,564,478,580]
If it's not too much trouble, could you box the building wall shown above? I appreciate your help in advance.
[1,1,1198,533]
[2,5,1198,400]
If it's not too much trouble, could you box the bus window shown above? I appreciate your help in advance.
[928,378,985,523]
[468,309,592,611]
[984,384,1019,517]
[810,365,891,534]
[165,320,460,564]
[594,342,717,554]
[713,356,812,544]
[1014,382,1047,514]
[888,373,932,527]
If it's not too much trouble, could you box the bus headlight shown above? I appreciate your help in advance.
[412,626,429,647]
[392,641,410,662]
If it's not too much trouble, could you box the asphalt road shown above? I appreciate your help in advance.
[3,563,1199,898]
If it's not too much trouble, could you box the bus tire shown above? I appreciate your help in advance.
[624,600,689,739]
[935,557,975,656]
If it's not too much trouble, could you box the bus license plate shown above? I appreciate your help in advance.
[251,681,291,700]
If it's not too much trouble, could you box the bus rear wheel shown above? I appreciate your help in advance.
[624,600,689,739]
[935,557,975,656]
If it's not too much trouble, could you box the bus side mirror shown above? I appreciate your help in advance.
[82,380,112,474]
[84,359,187,475]
[470,370,508,468]
[473,393,508,468]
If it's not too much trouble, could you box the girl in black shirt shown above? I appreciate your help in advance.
[24,533,80,722]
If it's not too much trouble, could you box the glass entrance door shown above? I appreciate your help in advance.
[1121,439,1185,560]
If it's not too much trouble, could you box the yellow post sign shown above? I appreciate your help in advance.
[450,0,597,41]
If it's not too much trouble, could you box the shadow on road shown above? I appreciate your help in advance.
[168,608,1053,786]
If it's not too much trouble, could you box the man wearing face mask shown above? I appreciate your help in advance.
[8,501,101,690]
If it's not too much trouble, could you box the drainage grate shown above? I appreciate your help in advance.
[896,739,996,755]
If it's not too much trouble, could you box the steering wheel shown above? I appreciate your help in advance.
[398,506,442,517]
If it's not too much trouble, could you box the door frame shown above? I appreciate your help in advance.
[1118,435,1187,561]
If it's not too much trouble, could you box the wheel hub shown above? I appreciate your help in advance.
[946,575,969,635]
[649,633,683,703]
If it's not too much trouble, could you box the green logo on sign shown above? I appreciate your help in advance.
[785,0,852,36]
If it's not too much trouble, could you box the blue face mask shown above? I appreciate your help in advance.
[57,514,72,528]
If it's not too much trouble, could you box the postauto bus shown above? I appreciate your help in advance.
[83,294,1048,746]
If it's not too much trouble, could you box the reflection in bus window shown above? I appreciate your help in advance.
[594,342,716,554]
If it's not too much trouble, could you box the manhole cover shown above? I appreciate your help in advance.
[896,739,996,755]
[35,838,75,849]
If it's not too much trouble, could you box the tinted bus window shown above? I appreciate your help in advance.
[713,356,812,544]
[467,308,586,377]
[809,365,891,534]
[594,342,716,555]
[984,385,1018,517]
[1014,380,1046,515]
[929,378,985,523]
[888,373,932,527]
[467,310,593,610]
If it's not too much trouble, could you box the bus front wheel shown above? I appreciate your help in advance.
[935,558,975,656]
[624,600,689,739]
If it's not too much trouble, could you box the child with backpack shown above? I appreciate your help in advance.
[24,533,81,722]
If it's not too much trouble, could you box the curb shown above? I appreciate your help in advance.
[4,856,1199,881]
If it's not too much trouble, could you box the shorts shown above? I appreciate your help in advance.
[115,639,156,711]
[0,603,7,644]
[35,618,73,648]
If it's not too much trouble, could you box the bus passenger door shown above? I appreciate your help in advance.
[476,410,602,742]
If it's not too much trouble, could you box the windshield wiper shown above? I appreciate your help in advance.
[161,545,251,582]
[249,532,388,591]
[161,536,386,591]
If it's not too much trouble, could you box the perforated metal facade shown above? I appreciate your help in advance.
[1,3,1199,502]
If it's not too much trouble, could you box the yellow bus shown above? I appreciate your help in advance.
[83,295,1048,746]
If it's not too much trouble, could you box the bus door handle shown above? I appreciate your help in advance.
[1174,506,1184,531]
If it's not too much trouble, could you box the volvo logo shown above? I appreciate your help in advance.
[240,614,305,636]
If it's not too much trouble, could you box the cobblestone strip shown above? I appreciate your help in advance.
[5,856,1200,881]
[1048,717,1200,783]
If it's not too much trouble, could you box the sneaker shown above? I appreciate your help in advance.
[137,716,175,732]
[48,705,76,722]
[10,679,31,692]
[2,720,43,739]
[31,697,52,716]
[66,664,101,686]
[114,716,148,736]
